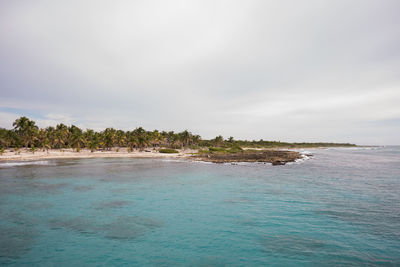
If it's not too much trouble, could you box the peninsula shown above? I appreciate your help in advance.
[0,117,355,164]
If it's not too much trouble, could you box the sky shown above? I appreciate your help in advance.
[0,0,399,145]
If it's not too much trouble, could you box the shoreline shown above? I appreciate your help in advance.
[2,146,372,164]
[0,148,196,162]
[1,146,361,163]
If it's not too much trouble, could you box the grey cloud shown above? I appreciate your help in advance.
[0,0,399,144]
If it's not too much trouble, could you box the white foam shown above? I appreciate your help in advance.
[293,152,313,164]
[190,160,214,165]
[0,160,52,168]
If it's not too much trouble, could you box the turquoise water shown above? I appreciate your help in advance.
[0,147,399,266]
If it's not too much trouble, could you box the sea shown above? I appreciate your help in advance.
[0,147,399,266]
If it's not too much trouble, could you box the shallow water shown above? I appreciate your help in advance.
[0,147,399,266]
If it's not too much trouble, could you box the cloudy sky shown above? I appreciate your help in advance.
[0,0,399,145]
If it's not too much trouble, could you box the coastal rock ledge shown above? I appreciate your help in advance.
[193,150,303,165]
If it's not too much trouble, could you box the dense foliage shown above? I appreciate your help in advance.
[0,117,202,152]
[0,117,356,152]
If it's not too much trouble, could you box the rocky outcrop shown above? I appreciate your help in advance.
[193,150,303,165]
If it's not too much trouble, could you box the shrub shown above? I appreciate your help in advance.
[159,148,179,154]
[208,147,226,152]
[227,146,243,153]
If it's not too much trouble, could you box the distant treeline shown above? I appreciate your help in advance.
[0,117,356,152]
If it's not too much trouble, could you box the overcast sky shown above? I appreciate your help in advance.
[0,0,399,145]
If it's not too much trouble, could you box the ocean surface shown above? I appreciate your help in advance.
[0,147,399,266]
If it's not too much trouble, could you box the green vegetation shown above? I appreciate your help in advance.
[198,146,244,154]
[0,116,356,153]
[229,140,356,148]
[159,148,179,154]
[208,147,226,152]
[227,146,244,153]
[0,116,203,152]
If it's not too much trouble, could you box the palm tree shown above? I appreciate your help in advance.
[214,135,224,146]
[53,124,68,149]
[137,135,149,151]
[0,128,13,149]
[46,126,56,148]
[166,131,175,147]
[37,129,51,152]
[192,134,201,145]
[179,130,192,147]
[13,116,38,148]
[88,135,99,152]
[102,128,116,150]
[69,125,85,151]
[115,130,126,147]
[150,130,161,148]
[170,133,182,149]
[126,133,138,152]
[131,127,150,151]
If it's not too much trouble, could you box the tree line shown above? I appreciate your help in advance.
[0,116,356,152]
[0,116,204,152]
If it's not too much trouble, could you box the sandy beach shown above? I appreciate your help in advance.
[0,148,197,161]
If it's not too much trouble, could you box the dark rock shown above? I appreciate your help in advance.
[193,150,304,164]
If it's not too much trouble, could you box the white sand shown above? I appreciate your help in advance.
[0,148,197,161]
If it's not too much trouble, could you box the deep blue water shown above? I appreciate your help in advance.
[0,147,399,266]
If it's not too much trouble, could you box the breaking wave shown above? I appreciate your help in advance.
[0,161,52,168]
